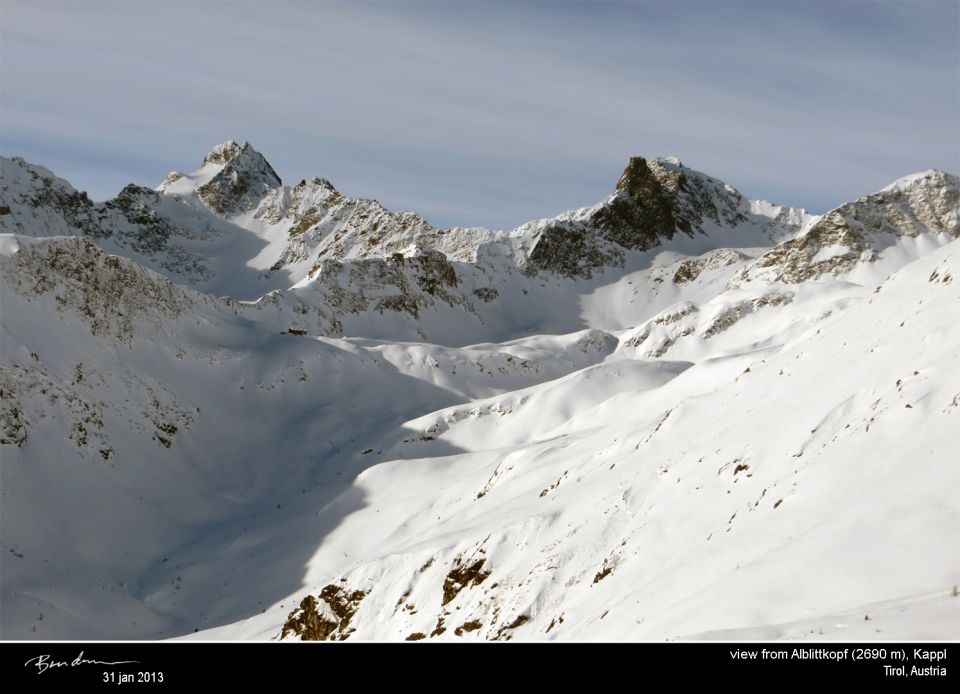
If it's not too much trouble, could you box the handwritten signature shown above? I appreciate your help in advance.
[24,651,140,675]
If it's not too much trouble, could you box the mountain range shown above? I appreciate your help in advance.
[1,141,958,640]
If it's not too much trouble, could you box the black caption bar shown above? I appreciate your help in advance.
[2,641,956,688]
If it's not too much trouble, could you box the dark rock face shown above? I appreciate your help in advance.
[442,557,491,606]
[599,156,682,249]
[524,156,678,279]
[279,585,367,641]
[526,222,623,279]
[413,248,459,295]
[525,156,746,279]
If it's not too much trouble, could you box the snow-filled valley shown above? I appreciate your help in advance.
[1,142,958,641]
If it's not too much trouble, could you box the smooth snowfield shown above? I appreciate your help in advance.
[1,145,958,641]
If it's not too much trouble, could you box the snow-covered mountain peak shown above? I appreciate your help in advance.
[821,167,960,241]
[878,168,958,195]
[202,139,247,167]
[192,142,282,216]
[613,155,697,198]
[206,140,279,184]
[521,154,761,278]
[732,168,959,287]
[156,140,282,215]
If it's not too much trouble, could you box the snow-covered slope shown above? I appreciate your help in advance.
[1,143,957,641]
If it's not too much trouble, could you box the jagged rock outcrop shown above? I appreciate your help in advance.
[266,176,441,269]
[524,223,624,279]
[600,156,746,245]
[279,585,367,641]
[525,156,757,278]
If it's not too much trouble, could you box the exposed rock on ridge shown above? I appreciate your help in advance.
[740,170,960,284]
[525,156,752,278]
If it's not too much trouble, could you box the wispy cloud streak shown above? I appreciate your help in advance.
[1,1,956,228]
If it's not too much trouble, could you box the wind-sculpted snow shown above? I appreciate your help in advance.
[1,142,958,641]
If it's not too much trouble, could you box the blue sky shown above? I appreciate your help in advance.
[1,1,957,229]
